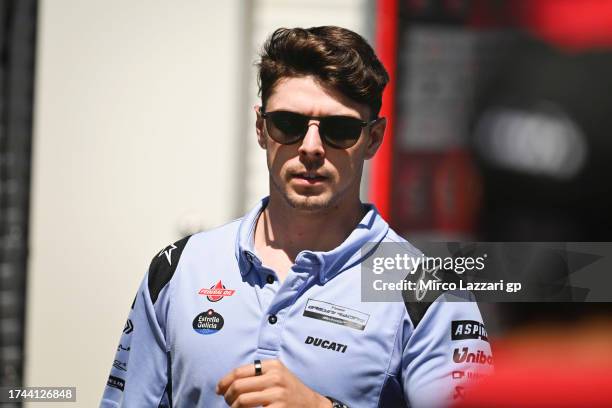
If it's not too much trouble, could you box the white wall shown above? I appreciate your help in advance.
[26,1,244,406]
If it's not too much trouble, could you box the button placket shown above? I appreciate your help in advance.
[256,263,312,353]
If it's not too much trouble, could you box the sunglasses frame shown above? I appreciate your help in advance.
[260,108,379,149]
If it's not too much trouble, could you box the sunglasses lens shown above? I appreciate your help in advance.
[264,111,367,148]
[320,117,363,148]
[265,111,307,144]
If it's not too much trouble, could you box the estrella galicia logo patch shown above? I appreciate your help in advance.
[193,309,224,335]
[198,280,235,302]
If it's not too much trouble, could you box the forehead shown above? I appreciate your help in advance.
[266,76,369,119]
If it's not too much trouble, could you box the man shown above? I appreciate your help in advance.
[101,26,491,407]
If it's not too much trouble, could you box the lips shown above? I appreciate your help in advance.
[292,172,327,184]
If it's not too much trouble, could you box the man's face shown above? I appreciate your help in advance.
[255,75,385,212]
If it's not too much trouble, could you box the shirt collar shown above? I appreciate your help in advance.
[235,196,389,283]
[235,197,269,276]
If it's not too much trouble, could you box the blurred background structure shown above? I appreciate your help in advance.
[0,1,37,407]
[380,0,612,241]
[0,0,610,406]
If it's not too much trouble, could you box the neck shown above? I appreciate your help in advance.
[255,194,365,262]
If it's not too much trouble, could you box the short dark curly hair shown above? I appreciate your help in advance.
[257,26,389,119]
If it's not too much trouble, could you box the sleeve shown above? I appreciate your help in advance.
[401,291,493,408]
[100,236,190,408]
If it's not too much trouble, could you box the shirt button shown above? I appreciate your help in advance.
[245,252,254,262]
[266,275,275,284]
[268,314,277,324]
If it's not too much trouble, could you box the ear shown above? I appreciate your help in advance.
[364,117,386,160]
[254,105,266,149]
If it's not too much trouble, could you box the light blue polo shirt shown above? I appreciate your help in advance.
[101,197,492,407]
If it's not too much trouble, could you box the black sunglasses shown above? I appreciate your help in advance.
[260,108,379,149]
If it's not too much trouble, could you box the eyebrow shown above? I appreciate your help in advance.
[264,108,364,120]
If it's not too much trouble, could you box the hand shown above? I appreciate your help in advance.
[216,359,332,408]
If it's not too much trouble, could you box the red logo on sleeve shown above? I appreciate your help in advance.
[198,280,235,302]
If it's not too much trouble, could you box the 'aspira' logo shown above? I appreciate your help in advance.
[451,320,488,342]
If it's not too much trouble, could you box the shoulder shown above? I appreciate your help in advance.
[147,235,192,304]
[147,217,243,304]
[382,227,454,329]
[382,227,423,257]
[186,217,242,250]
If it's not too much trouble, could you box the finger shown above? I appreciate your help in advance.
[217,359,275,395]
[217,365,258,394]
[223,375,271,405]
[264,359,281,370]
[231,388,279,408]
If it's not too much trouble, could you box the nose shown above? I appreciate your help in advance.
[297,121,325,160]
